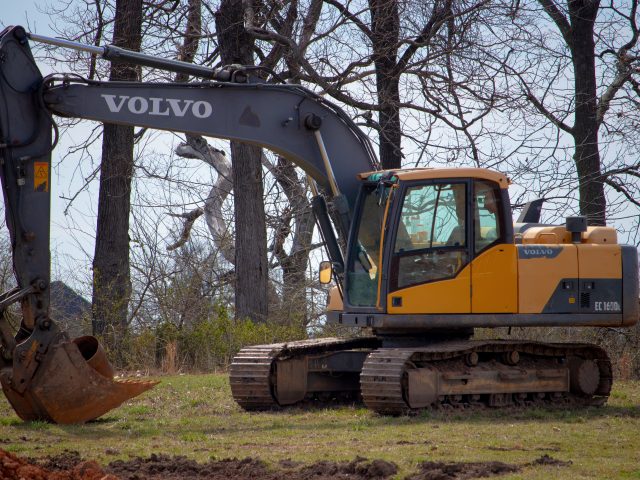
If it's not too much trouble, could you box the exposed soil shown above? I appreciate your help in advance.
[528,454,572,467]
[2,449,571,480]
[404,454,572,480]
[106,454,271,479]
[33,450,84,471]
[0,448,117,480]
[2,450,398,480]
[405,461,521,480]
[296,456,398,479]
[107,454,398,480]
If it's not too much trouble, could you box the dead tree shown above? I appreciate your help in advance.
[506,0,640,225]
[214,0,269,323]
[92,0,142,345]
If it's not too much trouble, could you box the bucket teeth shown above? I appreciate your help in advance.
[116,379,158,385]
[0,339,158,424]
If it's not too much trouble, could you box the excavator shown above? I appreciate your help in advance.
[0,26,637,423]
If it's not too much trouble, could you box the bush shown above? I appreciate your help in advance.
[115,328,157,372]
[118,303,308,372]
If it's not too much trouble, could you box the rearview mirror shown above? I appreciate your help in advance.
[319,261,332,285]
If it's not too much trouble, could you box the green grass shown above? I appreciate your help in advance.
[1,374,639,479]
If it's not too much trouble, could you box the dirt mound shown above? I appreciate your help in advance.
[0,450,398,480]
[0,449,116,480]
[405,460,520,480]
[107,454,397,480]
[298,456,397,479]
[32,450,83,471]
[529,454,572,467]
[9,449,571,480]
[107,454,270,479]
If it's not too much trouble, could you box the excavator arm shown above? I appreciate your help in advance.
[0,26,378,423]
[0,26,162,423]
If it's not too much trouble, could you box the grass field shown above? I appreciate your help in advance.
[1,374,639,479]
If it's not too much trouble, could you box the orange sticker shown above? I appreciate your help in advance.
[34,162,49,192]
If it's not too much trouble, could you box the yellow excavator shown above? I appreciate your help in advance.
[0,26,637,422]
[230,168,637,413]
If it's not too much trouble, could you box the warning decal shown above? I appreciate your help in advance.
[34,162,49,192]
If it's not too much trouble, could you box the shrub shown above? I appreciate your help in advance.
[118,303,308,372]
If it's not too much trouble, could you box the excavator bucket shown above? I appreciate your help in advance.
[0,336,157,424]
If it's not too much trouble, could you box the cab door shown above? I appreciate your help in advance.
[386,180,471,314]
[471,180,517,313]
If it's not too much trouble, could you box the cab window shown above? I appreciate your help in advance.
[474,180,503,254]
[390,182,468,291]
[346,184,391,307]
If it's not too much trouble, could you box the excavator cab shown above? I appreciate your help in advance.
[332,167,637,332]
[341,168,514,317]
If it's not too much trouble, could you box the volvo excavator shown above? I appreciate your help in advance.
[0,26,638,423]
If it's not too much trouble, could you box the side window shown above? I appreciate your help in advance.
[346,184,391,307]
[391,183,468,291]
[474,180,503,254]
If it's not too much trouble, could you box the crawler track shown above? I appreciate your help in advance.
[229,337,379,410]
[230,337,612,414]
[360,340,612,414]
[228,346,277,410]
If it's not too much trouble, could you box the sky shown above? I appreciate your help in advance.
[2,1,53,36]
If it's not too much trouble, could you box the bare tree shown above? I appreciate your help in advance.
[123,0,318,328]
[263,155,317,323]
[170,139,235,265]
[214,0,270,323]
[503,0,640,225]
[92,0,142,347]
[247,1,499,170]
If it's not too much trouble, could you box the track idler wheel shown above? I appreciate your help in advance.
[0,336,158,424]
[568,357,600,397]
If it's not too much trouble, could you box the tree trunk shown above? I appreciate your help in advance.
[230,141,269,323]
[370,0,402,169]
[271,158,315,324]
[215,0,269,322]
[568,0,606,226]
[92,0,142,340]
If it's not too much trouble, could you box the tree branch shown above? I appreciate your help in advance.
[166,208,204,251]
[597,0,640,125]
[523,89,574,135]
[537,0,572,47]
[597,53,635,125]
[323,0,373,40]
[603,176,640,208]
[173,137,235,264]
